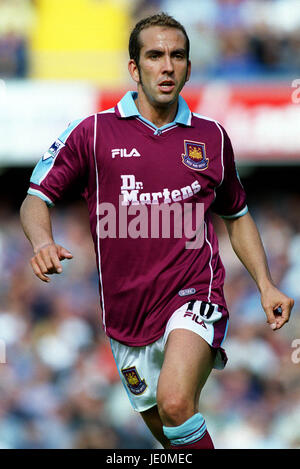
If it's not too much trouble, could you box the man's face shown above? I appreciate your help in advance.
[129,26,191,108]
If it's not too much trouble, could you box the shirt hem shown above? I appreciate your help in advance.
[28,186,55,207]
[104,295,229,347]
[219,205,248,219]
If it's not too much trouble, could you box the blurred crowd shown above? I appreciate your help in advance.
[134,0,300,80]
[1,0,300,80]
[133,0,300,80]
[0,0,36,79]
[0,191,299,449]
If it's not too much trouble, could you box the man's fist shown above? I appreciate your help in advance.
[30,242,73,282]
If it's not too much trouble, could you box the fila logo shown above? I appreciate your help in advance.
[111,148,141,159]
[183,311,207,329]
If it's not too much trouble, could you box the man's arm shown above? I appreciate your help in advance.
[20,195,73,282]
[223,211,294,330]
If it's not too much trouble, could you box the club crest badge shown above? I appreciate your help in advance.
[121,366,147,395]
[182,140,209,171]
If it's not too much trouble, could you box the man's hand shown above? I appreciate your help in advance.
[261,284,294,331]
[30,242,73,283]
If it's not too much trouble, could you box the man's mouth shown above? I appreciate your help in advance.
[158,80,175,93]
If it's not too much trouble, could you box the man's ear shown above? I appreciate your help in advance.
[128,59,140,84]
[185,60,191,83]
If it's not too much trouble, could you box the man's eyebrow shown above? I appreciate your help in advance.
[144,48,187,56]
[171,48,186,55]
[144,49,163,56]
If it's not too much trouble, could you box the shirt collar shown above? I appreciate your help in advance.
[116,91,192,127]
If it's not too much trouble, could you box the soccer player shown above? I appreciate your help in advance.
[20,13,294,449]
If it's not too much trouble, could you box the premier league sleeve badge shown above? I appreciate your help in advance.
[42,139,65,161]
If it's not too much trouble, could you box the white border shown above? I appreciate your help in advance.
[93,113,106,330]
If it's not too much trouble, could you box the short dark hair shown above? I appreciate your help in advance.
[129,12,190,66]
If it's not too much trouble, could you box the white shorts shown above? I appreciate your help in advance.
[110,300,229,412]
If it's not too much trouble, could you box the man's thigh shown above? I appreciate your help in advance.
[157,328,216,413]
[110,301,228,413]
[110,300,228,439]
[141,330,216,443]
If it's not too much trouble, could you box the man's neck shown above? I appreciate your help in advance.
[135,92,178,128]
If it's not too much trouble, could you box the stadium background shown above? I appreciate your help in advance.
[0,0,300,449]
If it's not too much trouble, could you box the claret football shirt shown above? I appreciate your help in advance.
[28,91,248,346]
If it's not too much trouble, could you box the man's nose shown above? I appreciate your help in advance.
[161,55,174,73]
